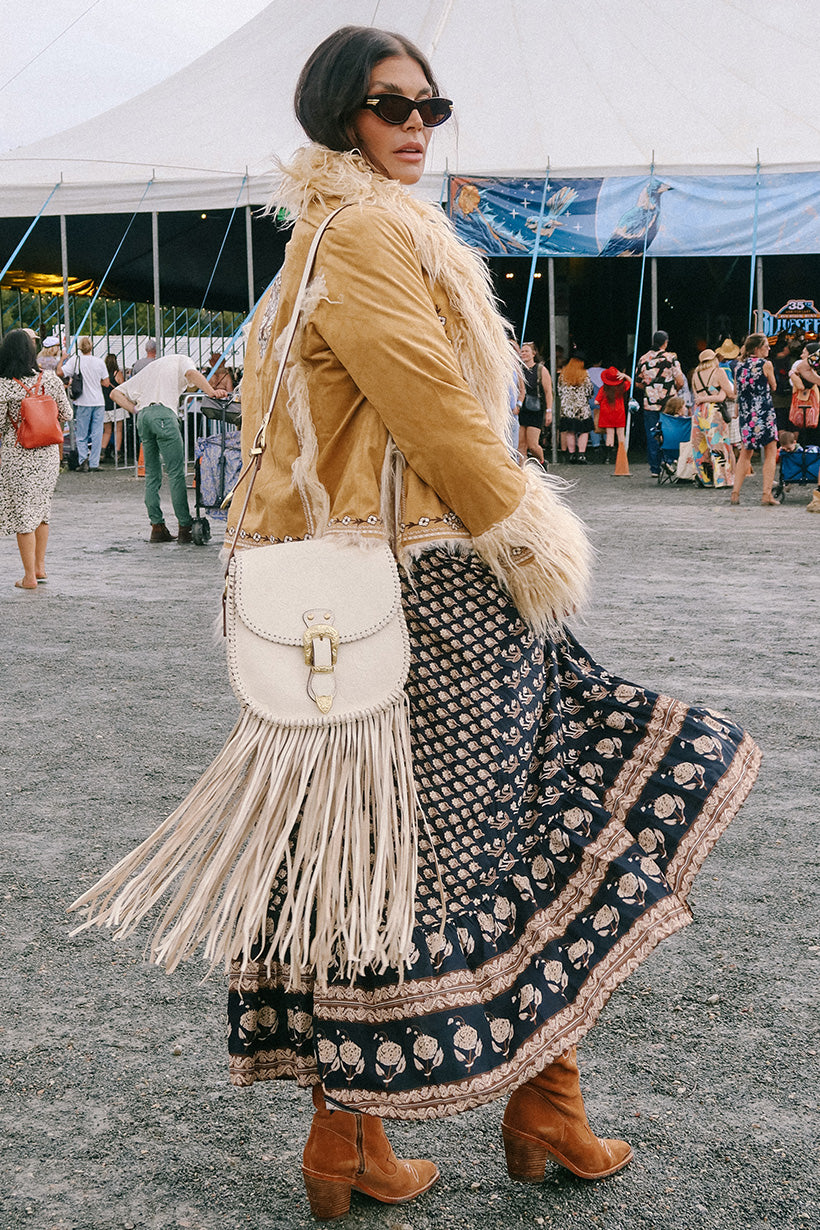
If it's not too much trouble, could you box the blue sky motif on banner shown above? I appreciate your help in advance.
[448,172,820,257]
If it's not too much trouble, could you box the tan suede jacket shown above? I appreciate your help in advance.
[229,203,525,543]
[226,149,590,635]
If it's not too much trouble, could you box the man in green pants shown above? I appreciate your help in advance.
[111,354,228,542]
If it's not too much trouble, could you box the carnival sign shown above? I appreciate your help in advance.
[754,299,820,338]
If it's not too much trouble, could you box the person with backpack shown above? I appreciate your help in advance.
[62,337,109,472]
[0,329,72,588]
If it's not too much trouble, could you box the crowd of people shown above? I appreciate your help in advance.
[4,310,819,593]
[514,329,820,511]
[0,328,237,580]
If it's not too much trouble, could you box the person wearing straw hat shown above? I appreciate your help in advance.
[690,348,735,487]
[715,339,741,458]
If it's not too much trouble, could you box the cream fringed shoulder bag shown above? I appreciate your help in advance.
[69,208,422,990]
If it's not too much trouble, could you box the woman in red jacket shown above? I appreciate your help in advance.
[594,366,630,463]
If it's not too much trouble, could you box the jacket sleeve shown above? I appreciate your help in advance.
[310,207,590,632]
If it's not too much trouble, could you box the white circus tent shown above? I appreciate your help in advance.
[2,0,820,358]
[1,0,818,219]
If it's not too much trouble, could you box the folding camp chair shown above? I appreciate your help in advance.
[654,413,692,485]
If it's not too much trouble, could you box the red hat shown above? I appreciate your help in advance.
[600,366,623,385]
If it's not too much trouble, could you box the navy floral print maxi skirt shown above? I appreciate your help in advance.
[227,548,760,1119]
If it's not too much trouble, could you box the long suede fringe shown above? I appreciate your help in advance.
[68,701,419,990]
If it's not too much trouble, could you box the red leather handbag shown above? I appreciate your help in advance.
[11,373,64,448]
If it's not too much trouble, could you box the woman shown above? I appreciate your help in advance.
[557,351,594,463]
[71,26,760,1221]
[101,352,125,462]
[517,342,552,466]
[36,335,65,380]
[731,333,778,505]
[690,349,735,487]
[206,351,235,394]
[594,366,630,463]
[0,329,72,588]
[715,339,741,459]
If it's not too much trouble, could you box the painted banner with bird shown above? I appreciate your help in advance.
[448,171,820,257]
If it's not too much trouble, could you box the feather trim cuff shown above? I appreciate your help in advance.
[472,464,591,636]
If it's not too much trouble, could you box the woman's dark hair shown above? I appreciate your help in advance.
[741,332,767,359]
[105,352,119,380]
[0,329,37,379]
[295,25,440,151]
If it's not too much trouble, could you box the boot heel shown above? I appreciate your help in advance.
[302,1172,352,1219]
[502,1126,548,1182]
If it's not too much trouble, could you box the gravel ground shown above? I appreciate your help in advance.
[1,458,818,1230]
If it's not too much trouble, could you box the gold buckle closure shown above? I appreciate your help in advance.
[302,624,339,669]
[303,612,339,714]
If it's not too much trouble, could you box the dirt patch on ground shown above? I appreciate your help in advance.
[1,460,818,1230]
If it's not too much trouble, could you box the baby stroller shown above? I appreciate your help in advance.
[191,394,242,545]
[653,413,692,485]
[773,445,820,502]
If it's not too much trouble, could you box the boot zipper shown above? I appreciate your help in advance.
[356,1115,365,1176]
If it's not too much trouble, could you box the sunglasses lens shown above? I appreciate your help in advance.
[418,99,452,127]
[375,95,414,124]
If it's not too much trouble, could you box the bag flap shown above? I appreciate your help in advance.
[232,538,401,645]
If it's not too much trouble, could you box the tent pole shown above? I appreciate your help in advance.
[747,153,761,331]
[756,257,764,330]
[650,257,658,337]
[245,202,255,316]
[520,167,550,343]
[548,256,557,466]
[60,214,70,350]
[151,210,162,355]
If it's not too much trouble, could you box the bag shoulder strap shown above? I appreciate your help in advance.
[12,372,44,396]
[222,204,352,607]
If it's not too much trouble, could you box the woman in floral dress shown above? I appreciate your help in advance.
[72,26,762,1221]
[0,329,72,588]
[731,333,778,505]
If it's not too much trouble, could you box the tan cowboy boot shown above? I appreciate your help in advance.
[302,1085,439,1219]
[502,1047,633,1181]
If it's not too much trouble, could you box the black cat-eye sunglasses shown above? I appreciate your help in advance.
[362,94,454,128]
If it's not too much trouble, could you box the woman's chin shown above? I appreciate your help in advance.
[390,159,425,185]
